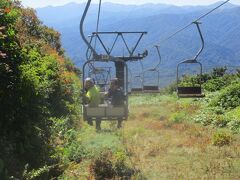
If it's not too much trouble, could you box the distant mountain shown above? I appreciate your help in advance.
[36,2,240,86]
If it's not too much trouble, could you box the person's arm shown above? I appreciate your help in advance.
[107,89,113,98]
[83,91,91,104]
[82,91,90,104]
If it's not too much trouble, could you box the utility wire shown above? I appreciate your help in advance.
[155,0,230,46]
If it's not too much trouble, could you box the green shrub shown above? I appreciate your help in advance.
[23,165,51,180]
[170,112,186,123]
[161,81,177,94]
[178,75,201,87]
[227,120,240,134]
[212,131,232,147]
[50,117,73,138]
[212,115,229,128]
[211,82,240,109]
[237,69,240,78]
[64,142,89,163]
[203,77,227,92]
[114,151,135,178]
[211,67,227,78]
[0,0,82,178]
[90,151,115,180]
[193,110,216,126]
[225,107,240,133]
[89,150,136,179]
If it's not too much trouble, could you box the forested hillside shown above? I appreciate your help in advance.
[36,2,240,72]
[0,0,82,178]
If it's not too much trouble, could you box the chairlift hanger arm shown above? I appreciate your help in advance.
[179,21,204,64]
[80,0,98,58]
[143,45,162,73]
[155,45,162,67]
[193,21,204,60]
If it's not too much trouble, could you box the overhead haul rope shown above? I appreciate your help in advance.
[154,0,230,46]
[140,0,230,85]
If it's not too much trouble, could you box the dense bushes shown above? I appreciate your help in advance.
[172,66,240,133]
[211,81,240,109]
[203,77,227,92]
[164,67,231,94]
[212,131,232,147]
[89,150,136,179]
[0,0,81,178]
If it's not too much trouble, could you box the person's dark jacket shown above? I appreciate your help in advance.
[108,88,124,106]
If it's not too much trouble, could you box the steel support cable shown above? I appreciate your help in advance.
[143,0,230,86]
[154,0,230,46]
[142,1,230,88]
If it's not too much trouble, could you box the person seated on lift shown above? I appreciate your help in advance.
[83,77,101,130]
[105,78,125,128]
[83,77,101,107]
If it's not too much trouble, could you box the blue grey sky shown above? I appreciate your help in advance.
[21,0,240,8]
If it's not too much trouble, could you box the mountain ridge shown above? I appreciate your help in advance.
[36,2,240,86]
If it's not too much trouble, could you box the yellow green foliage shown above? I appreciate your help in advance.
[0,0,81,178]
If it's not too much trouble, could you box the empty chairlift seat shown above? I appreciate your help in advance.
[131,87,143,93]
[143,85,160,93]
[176,21,206,98]
[177,86,204,98]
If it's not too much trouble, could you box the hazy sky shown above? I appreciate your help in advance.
[21,0,240,8]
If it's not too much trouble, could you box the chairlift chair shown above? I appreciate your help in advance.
[80,0,148,121]
[143,68,160,93]
[131,75,143,93]
[82,60,129,121]
[177,60,205,98]
[176,21,205,98]
[130,60,144,93]
[142,45,161,93]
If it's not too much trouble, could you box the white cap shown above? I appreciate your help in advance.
[85,77,94,83]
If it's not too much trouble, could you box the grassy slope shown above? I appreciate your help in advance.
[62,94,240,179]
